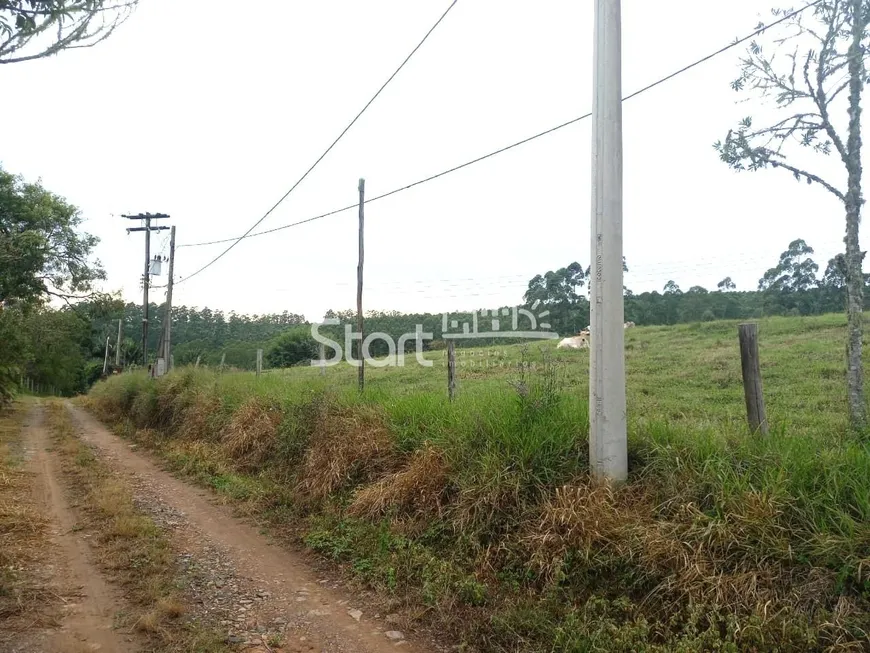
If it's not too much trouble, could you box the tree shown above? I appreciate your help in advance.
[824,254,849,289]
[0,167,105,305]
[0,166,105,404]
[266,327,317,368]
[525,262,587,306]
[717,277,737,291]
[822,250,868,287]
[758,239,819,292]
[714,1,870,425]
[0,0,137,64]
[663,280,682,295]
[524,262,588,334]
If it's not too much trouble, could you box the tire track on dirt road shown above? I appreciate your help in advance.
[14,403,139,653]
[66,403,441,653]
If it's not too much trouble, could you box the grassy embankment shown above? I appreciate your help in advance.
[46,402,231,652]
[86,314,870,652]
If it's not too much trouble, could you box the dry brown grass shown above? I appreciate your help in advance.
[522,480,649,581]
[522,480,849,623]
[178,392,225,442]
[632,495,842,620]
[298,404,395,500]
[164,438,229,478]
[222,397,282,471]
[132,427,162,449]
[348,443,450,521]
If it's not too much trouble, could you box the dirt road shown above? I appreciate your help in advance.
[11,404,139,653]
[63,404,438,653]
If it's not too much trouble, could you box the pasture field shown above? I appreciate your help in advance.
[87,314,870,652]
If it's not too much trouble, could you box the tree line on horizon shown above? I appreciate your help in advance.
[3,229,864,399]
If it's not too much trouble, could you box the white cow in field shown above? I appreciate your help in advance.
[557,334,589,349]
[624,321,635,329]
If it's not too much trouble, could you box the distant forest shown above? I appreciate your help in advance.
[89,238,860,370]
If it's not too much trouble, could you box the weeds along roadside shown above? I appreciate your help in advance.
[84,354,870,652]
[0,400,58,638]
[45,401,231,653]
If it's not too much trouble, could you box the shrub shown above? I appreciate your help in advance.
[266,327,317,368]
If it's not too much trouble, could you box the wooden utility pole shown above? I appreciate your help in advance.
[738,323,768,435]
[447,340,456,401]
[115,318,123,368]
[589,0,627,482]
[357,178,365,393]
[162,225,176,370]
[122,213,170,367]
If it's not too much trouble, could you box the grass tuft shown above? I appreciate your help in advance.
[348,442,450,523]
[298,403,396,501]
[222,397,282,472]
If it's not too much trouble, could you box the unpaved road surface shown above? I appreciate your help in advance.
[65,404,439,653]
[8,404,140,653]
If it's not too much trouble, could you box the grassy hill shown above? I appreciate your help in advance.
[87,314,870,652]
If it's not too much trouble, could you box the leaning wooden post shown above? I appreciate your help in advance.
[738,323,768,435]
[219,352,226,372]
[357,177,365,393]
[447,340,457,401]
[256,349,263,378]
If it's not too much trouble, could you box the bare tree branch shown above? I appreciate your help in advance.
[769,159,846,200]
[0,0,137,64]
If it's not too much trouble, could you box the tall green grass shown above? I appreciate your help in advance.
[87,314,870,652]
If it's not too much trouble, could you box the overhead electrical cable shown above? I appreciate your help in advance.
[177,0,458,283]
[177,0,824,274]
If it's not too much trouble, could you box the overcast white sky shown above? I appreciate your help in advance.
[1,1,861,320]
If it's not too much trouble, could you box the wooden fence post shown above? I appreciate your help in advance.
[447,340,456,401]
[256,349,263,377]
[738,323,769,435]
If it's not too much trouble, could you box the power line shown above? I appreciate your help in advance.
[177,0,458,284]
[177,0,824,256]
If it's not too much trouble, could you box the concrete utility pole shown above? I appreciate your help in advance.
[162,225,176,370]
[589,0,627,482]
[122,213,170,367]
[357,178,365,393]
[102,335,111,376]
[115,317,123,368]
